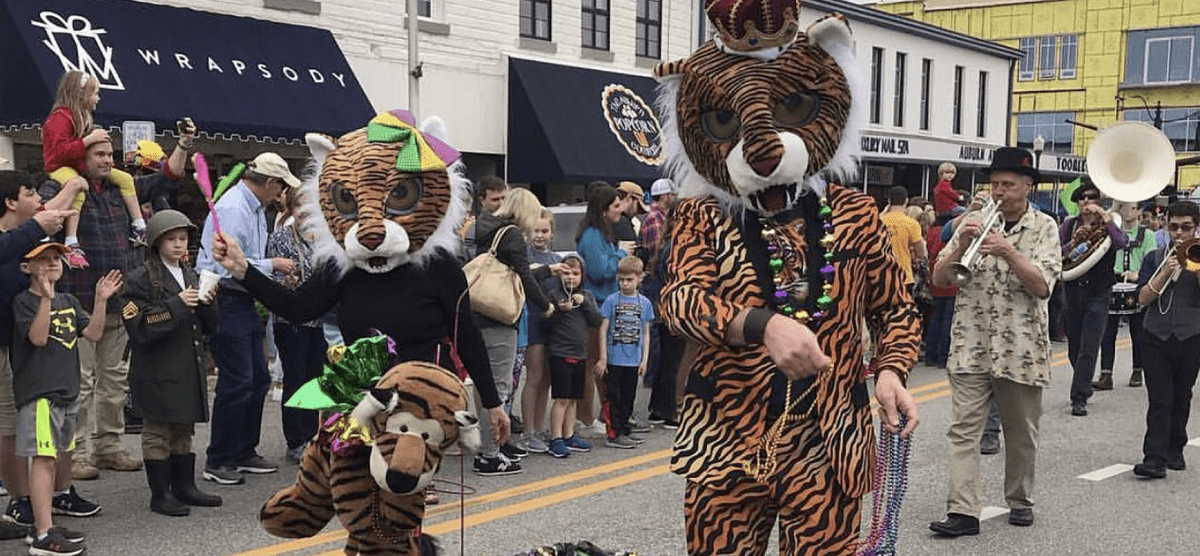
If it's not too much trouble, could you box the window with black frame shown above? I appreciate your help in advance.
[637,0,662,59]
[582,0,610,50]
[520,0,551,40]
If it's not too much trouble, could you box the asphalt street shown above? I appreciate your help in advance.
[4,325,1197,556]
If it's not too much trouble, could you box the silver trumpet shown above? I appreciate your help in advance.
[947,198,1002,285]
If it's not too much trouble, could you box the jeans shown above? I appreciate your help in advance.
[1101,311,1144,371]
[1065,284,1111,405]
[273,323,327,450]
[649,323,684,420]
[206,293,270,468]
[925,297,956,366]
[475,325,516,458]
[1140,332,1200,466]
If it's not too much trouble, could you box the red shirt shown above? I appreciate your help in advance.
[933,179,961,215]
[42,106,88,174]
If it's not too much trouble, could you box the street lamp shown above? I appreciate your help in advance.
[1032,134,1045,178]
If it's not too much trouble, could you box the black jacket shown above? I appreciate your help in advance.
[122,257,218,424]
[474,212,552,327]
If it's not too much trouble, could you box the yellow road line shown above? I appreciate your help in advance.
[230,450,672,556]
[308,465,674,556]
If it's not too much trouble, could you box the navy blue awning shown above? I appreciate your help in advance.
[0,0,374,143]
[507,57,665,184]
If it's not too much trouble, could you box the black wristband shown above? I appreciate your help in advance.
[743,307,774,345]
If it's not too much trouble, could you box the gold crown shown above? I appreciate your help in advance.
[707,0,801,53]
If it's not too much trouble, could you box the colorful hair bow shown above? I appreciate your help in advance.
[365,109,461,173]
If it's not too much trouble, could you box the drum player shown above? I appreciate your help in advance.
[1094,200,1155,391]
[1060,180,1127,417]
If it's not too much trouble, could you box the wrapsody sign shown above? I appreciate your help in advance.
[0,0,373,141]
[601,84,663,166]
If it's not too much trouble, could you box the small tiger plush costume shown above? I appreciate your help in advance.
[259,361,481,556]
[655,1,921,555]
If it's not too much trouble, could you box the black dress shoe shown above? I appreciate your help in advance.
[980,434,1001,455]
[1070,402,1087,416]
[929,513,980,537]
[1167,455,1186,471]
[1008,507,1034,526]
[1133,462,1167,479]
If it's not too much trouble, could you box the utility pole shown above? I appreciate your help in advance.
[407,0,422,119]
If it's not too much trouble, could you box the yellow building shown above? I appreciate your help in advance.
[877,0,1200,191]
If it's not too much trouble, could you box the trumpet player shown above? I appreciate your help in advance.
[1132,201,1200,479]
[1060,181,1128,417]
[929,148,1060,536]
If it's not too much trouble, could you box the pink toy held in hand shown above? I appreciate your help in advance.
[192,153,222,239]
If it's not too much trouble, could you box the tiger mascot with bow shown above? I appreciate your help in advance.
[211,110,508,555]
[655,1,921,554]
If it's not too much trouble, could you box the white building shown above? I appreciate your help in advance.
[0,0,1018,203]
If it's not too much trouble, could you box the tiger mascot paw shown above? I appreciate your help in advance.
[259,361,480,556]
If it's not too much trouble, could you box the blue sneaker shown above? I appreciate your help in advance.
[548,438,570,459]
[564,435,593,453]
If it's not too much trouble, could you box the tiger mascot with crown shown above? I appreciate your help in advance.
[655,1,921,554]
[211,109,509,555]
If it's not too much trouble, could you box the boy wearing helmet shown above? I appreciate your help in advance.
[120,210,223,517]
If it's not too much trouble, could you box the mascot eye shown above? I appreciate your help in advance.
[386,177,423,216]
[774,92,820,127]
[701,109,741,142]
[330,183,358,218]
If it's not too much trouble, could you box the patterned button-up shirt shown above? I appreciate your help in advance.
[939,204,1061,387]
[265,222,320,327]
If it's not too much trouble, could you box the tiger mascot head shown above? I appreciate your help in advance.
[301,109,468,275]
[655,0,864,215]
[349,361,480,495]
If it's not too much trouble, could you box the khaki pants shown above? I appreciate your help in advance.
[946,372,1042,517]
[75,313,130,459]
[141,420,194,460]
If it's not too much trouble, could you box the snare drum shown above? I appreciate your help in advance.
[1109,282,1140,315]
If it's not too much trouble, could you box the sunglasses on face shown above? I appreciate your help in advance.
[1079,193,1100,201]
[1167,223,1196,233]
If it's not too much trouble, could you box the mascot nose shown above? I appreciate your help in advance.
[384,434,427,494]
[358,233,385,251]
[750,156,781,177]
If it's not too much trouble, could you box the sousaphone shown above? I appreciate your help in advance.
[1061,122,1177,281]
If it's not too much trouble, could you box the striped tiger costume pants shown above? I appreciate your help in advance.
[684,420,862,555]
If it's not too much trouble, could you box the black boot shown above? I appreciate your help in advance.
[145,459,189,516]
[169,453,222,507]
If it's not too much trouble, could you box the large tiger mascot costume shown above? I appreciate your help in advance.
[211,109,505,555]
[259,355,480,555]
[655,1,921,554]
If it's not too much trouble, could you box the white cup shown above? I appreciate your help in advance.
[198,270,220,302]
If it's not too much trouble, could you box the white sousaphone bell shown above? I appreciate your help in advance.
[1060,121,1177,282]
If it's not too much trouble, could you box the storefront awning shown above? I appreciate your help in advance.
[507,57,665,184]
[0,0,374,144]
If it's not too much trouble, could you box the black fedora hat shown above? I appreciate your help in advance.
[986,147,1039,183]
[1069,177,1101,203]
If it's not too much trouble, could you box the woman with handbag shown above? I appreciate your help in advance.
[469,186,555,476]
[574,185,627,437]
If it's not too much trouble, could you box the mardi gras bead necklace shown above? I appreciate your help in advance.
[856,416,914,556]
[745,191,836,482]
[763,193,836,324]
